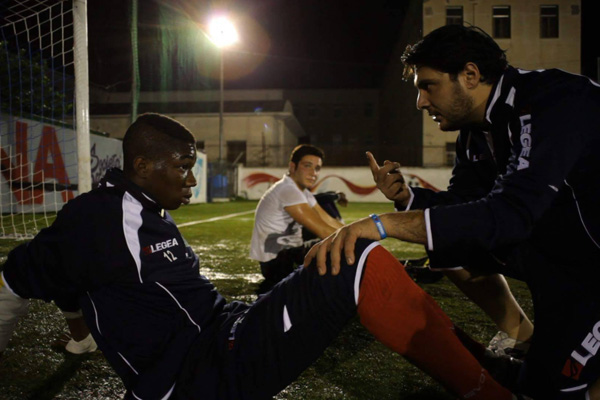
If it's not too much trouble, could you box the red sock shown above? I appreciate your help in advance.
[356,246,512,400]
[453,324,488,361]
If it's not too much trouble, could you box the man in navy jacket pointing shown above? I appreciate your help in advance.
[307,24,600,400]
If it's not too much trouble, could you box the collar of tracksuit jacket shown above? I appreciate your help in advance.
[99,168,165,216]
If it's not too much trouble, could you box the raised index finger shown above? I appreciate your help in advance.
[366,151,380,175]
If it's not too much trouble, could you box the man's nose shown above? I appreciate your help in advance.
[186,170,197,187]
[416,90,429,111]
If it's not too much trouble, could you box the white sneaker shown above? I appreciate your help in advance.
[488,330,530,359]
[65,333,98,354]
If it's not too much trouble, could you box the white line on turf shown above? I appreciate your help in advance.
[177,209,255,228]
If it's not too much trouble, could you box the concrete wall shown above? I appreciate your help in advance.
[421,0,581,166]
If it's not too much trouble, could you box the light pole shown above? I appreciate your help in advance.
[208,16,238,164]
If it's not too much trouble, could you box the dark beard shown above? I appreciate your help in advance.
[439,82,474,131]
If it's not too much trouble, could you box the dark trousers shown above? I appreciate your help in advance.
[259,246,306,285]
[511,247,600,399]
[433,244,600,399]
[179,239,379,399]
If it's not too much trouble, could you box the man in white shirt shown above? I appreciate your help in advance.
[250,145,343,285]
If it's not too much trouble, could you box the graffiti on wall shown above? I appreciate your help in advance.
[90,143,122,187]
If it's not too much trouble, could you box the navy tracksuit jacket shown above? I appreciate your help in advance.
[401,66,600,275]
[398,66,600,397]
[3,169,227,398]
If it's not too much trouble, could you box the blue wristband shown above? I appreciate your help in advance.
[369,214,387,240]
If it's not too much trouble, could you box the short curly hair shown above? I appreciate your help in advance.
[123,113,195,172]
[402,25,508,84]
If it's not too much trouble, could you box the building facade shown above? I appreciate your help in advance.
[89,88,380,167]
[89,89,305,167]
[284,89,380,166]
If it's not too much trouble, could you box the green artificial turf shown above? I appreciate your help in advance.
[0,201,533,399]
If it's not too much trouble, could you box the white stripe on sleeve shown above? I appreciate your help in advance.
[132,382,176,400]
[122,193,145,283]
[559,383,587,392]
[424,208,433,251]
[283,305,292,332]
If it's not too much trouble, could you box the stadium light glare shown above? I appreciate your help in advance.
[208,16,238,48]
[208,16,238,167]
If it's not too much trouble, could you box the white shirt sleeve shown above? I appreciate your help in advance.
[279,184,309,207]
[306,190,317,208]
[277,176,316,208]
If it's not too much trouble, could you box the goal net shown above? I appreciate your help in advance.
[0,0,89,239]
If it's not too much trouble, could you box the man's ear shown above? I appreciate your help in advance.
[462,62,482,89]
[288,161,296,174]
[133,156,152,179]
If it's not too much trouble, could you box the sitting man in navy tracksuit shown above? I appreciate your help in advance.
[0,113,519,399]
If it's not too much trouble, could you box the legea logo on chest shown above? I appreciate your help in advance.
[142,238,179,255]
[517,114,532,171]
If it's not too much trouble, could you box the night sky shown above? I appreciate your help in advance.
[87,0,598,93]
[87,0,409,91]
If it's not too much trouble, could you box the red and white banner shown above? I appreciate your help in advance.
[237,165,452,203]
[1,115,123,212]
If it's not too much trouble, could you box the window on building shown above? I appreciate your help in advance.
[492,6,511,38]
[227,141,246,165]
[446,142,457,166]
[446,6,463,26]
[540,5,559,38]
